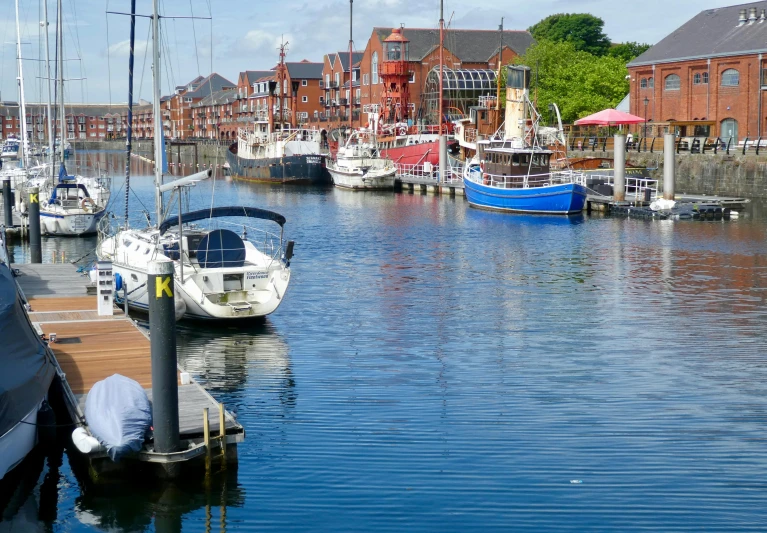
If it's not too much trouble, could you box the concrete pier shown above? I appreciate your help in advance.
[613,135,626,202]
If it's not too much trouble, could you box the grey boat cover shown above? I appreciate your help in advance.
[0,262,56,437]
[84,374,152,461]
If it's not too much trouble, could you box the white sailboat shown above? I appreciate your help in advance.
[97,0,293,321]
[329,131,396,190]
[32,0,109,236]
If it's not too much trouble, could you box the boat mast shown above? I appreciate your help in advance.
[348,0,353,133]
[42,0,55,173]
[438,0,444,137]
[496,18,503,113]
[152,0,163,224]
[124,0,136,228]
[14,0,29,168]
[57,0,65,168]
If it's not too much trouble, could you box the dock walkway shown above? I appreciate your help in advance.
[13,262,243,474]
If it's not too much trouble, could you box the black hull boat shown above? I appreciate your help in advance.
[227,144,330,185]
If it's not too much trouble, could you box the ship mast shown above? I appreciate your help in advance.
[152,0,163,224]
[496,18,503,112]
[57,0,65,168]
[42,0,54,173]
[348,0,353,132]
[438,0,445,184]
[124,0,136,227]
[14,0,29,168]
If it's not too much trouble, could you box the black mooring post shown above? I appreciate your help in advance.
[2,179,12,229]
[148,261,180,462]
[28,186,42,264]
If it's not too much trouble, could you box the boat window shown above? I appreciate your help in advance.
[512,154,520,166]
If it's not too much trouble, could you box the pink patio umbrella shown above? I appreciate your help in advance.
[574,109,645,126]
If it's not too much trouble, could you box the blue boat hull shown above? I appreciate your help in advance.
[464,178,588,215]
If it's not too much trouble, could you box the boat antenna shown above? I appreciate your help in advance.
[349,0,353,133]
[152,0,163,225]
[124,0,136,228]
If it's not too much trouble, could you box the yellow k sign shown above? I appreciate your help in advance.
[155,276,173,298]
[29,193,38,204]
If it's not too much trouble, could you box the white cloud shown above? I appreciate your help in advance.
[107,39,149,58]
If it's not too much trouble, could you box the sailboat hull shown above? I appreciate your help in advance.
[40,209,106,236]
[0,405,39,480]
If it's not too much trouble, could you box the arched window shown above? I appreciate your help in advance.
[640,78,648,89]
[372,52,379,85]
[648,77,654,88]
[702,72,709,84]
[665,74,681,90]
[720,118,738,142]
[721,69,739,87]
[693,73,701,85]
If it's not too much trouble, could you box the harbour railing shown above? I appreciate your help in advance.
[568,135,767,156]
[395,161,463,185]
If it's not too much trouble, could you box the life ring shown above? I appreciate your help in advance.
[397,126,407,136]
[80,197,96,210]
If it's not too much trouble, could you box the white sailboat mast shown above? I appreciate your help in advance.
[14,0,29,167]
[43,0,55,171]
[57,0,65,166]
[152,0,163,224]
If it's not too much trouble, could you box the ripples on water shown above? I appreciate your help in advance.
[3,151,767,531]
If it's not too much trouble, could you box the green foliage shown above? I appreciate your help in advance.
[608,42,651,62]
[512,40,629,124]
[528,13,611,56]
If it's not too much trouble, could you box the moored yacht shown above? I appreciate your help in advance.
[329,130,396,190]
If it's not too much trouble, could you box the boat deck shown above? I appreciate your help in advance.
[13,263,242,461]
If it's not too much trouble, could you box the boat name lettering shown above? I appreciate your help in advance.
[247,272,269,280]
[306,156,322,165]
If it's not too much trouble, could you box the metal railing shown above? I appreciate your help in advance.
[581,169,659,200]
[566,135,766,156]
[395,162,463,184]
[465,168,587,189]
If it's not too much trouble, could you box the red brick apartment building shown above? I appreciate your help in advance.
[628,1,767,142]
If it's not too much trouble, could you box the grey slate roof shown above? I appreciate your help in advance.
[373,27,534,62]
[283,61,324,79]
[337,51,364,71]
[628,1,767,66]
[193,89,238,108]
[181,73,236,99]
[242,70,273,85]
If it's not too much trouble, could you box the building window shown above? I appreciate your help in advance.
[702,72,709,84]
[302,79,308,87]
[640,78,648,89]
[302,96,308,103]
[409,72,415,83]
[363,73,369,86]
[664,74,681,91]
[648,77,654,89]
[721,69,739,87]
[335,73,340,86]
[762,68,767,87]
[693,73,701,85]
[372,52,379,85]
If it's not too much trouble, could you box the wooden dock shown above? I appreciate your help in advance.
[13,262,244,477]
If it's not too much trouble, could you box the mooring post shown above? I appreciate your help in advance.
[613,134,626,202]
[438,135,447,187]
[28,186,42,263]
[148,260,180,466]
[2,178,12,229]
[663,133,675,201]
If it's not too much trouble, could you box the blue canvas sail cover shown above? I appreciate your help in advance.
[196,229,246,269]
[57,162,75,182]
[0,263,56,438]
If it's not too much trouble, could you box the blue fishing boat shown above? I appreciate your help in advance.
[463,65,588,215]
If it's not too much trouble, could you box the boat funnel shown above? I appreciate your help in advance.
[504,65,531,141]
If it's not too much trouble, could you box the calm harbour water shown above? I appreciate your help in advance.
[2,150,767,532]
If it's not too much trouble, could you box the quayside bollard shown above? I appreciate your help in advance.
[2,178,12,229]
[148,261,180,474]
[28,186,42,264]
[613,134,626,202]
[663,133,676,201]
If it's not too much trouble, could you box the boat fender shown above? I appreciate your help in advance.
[114,272,123,292]
[72,427,105,454]
[174,297,187,321]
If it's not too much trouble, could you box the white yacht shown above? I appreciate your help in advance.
[1,137,20,160]
[34,168,109,236]
[328,131,396,190]
[97,0,293,321]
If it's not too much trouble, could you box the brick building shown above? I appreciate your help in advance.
[320,51,363,124]
[0,102,132,141]
[628,2,767,142]
[162,74,236,140]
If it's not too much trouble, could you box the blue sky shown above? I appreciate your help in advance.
[0,0,740,104]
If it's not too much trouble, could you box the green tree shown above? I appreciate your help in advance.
[512,40,629,123]
[528,13,611,56]
[608,42,651,63]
